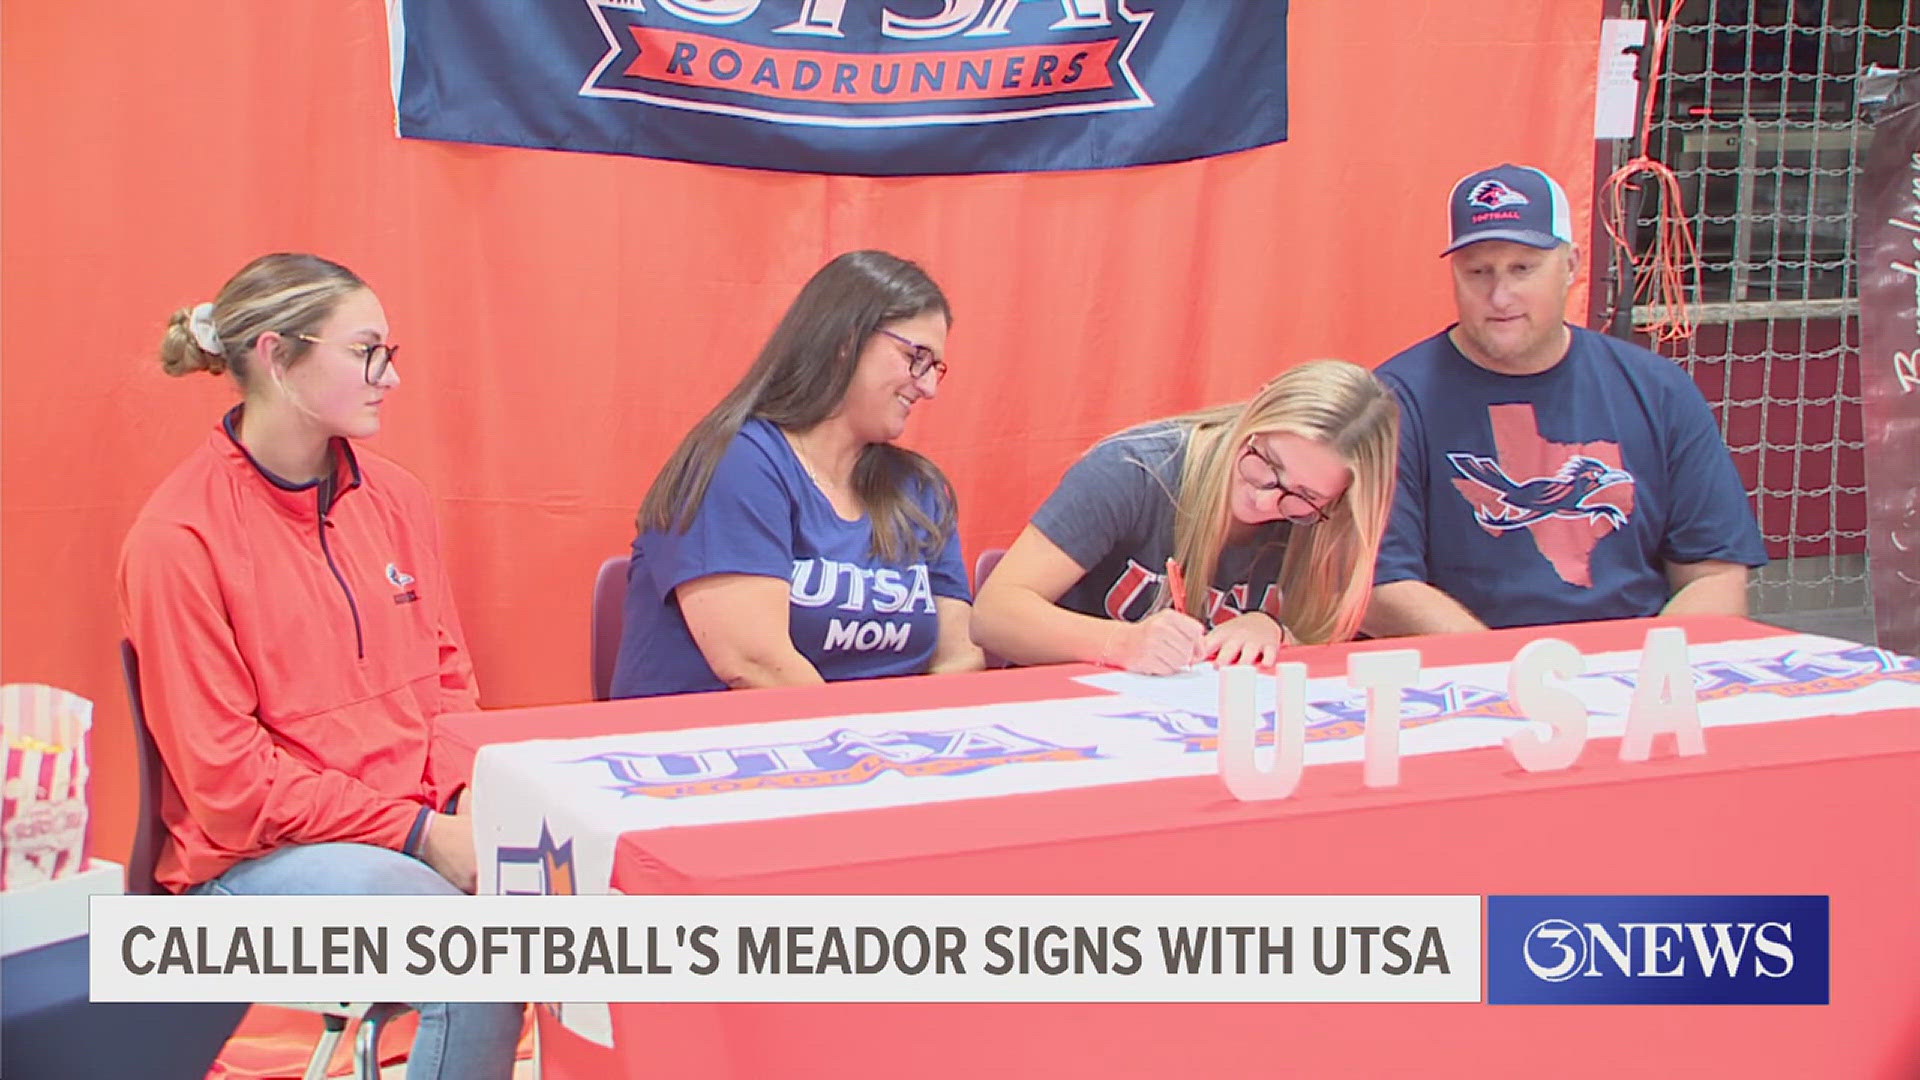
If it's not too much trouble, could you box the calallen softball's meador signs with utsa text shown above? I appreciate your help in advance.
[389,1,1290,175]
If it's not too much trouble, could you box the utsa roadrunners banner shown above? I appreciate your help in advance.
[388,0,1289,175]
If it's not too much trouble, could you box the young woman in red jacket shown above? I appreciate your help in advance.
[118,253,521,1079]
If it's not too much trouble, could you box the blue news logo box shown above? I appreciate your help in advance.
[1487,895,1829,1004]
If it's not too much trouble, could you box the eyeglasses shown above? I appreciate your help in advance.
[292,334,398,386]
[1237,435,1338,525]
[877,329,948,383]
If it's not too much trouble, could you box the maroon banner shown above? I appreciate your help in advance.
[1857,71,1920,655]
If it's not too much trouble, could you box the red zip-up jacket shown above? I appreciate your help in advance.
[118,409,479,893]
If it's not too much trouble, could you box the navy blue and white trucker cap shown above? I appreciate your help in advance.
[1442,163,1574,255]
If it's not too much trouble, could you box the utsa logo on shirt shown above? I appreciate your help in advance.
[384,561,419,604]
[1447,454,1631,530]
[790,557,935,653]
[1101,558,1281,626]
[1447,404,1635,588]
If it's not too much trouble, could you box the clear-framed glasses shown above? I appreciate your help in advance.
[292,334,398,386]
[877,329,948,383]
[1237,435,1337,525]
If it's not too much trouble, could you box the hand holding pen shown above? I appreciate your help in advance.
[1095,558,1206,675]
[1174,557,1292,670]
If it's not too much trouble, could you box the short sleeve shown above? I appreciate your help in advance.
[1029,437,1163,571]
[929,517,971,602]
[1656,372,1769,568]
[1373,370,1431,586]
[640,433,797,598]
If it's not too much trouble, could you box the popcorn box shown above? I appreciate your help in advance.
[1,684,93,891]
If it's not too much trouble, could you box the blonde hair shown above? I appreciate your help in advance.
[159,253,367,383]
[1130,360,1399,644]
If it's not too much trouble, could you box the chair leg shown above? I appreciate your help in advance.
[356,1003,409,1080]
[355,1013,381,1080]
[305,1013,348,1080]
[529,1010,541,1080]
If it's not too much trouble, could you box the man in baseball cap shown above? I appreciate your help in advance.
[1363,163,1765,636]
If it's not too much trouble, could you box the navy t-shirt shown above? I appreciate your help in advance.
[1373,327,1767,628]
[610,418,971,698]
[1030,423,1292,628]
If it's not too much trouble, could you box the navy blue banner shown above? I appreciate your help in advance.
[1487,896,1830,1005]
[390,1,1288,176]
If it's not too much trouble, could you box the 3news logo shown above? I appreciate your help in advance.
[1487,896,1829,1004]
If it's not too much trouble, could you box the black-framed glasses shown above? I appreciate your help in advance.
[1237,435,1338,525]
[877,329,948,383]
[292,334,398,386]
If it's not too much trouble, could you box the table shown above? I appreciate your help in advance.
[1,861,247,1079]
[433,616,1920,1079]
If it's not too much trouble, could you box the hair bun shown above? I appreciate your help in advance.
[161,307,225,377]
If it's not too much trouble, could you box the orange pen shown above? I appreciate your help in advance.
[1164,557,1189,615]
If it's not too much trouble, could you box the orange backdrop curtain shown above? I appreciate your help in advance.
[2,1,1600,868]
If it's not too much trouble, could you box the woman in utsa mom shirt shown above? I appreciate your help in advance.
[971,360,1400,676]
[117,254,522,1079]
[610,250,983,698]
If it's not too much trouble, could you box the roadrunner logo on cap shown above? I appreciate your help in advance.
[1466,179,1531,211]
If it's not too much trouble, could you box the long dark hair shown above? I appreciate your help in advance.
[638,250,957,563]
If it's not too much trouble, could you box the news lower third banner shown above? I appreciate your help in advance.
[386,1,1290,175]
[93,895,1476,1003]
[90,893,1832,1005]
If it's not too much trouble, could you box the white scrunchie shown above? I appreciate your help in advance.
[187,302,224,356]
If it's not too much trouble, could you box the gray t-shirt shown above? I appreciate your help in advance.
[1030,423,1292,627]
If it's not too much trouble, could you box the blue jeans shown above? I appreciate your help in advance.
[193,843,523,1080]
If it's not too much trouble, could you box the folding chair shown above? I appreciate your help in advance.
[119,640,412,1080]
[972,548,1006,593]
[590,554,630,702]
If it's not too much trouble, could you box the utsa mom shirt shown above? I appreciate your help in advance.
[611,418,971,697]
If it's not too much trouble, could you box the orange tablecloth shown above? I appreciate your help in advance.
[434,617,1920,1078]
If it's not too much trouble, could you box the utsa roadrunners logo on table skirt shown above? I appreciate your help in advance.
[494,820,579,897]
[493,824,615,1041]
[1118,683,1527,753]
[1593,644,1920,702]
[1124,643,1920,753]
[578,725,1099,798]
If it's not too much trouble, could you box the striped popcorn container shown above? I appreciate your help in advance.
[1,684,93,890]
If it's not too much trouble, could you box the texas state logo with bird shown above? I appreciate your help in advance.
[1447,403,1636,588]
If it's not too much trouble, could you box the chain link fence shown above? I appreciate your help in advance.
[1602,0,1917,641]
